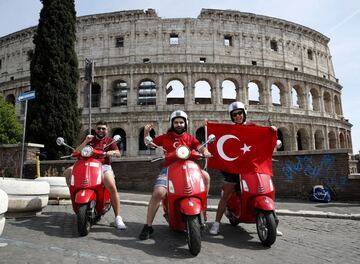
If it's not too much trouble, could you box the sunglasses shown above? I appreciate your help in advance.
[96,127,107,131]
[231,111,243,117]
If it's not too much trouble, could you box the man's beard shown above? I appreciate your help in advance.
[95,133,105,139]
[172,126,186,135]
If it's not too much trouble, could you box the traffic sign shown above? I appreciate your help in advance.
[17,90,36,102]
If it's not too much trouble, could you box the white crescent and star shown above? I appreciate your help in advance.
[216,134,252,161]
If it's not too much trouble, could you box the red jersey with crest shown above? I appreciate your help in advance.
[152,131,201,167]
[86,136,119,165]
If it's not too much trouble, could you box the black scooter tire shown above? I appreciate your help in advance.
[77,204,91,236]
[186,215,201,256]
[256,211,276,247]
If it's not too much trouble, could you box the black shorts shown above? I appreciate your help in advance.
[221,171,239,184]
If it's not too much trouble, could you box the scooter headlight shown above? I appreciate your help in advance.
[176,146,190,159]
[81,145,93,157]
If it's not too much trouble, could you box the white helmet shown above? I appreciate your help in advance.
[169,110,188,128]
[228,101,247,122]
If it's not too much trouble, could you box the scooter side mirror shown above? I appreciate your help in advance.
[208,134,216,143]
[144,136,153,146]
[56,137,65,146]
[113,135,121,142]
[276,139,282,149]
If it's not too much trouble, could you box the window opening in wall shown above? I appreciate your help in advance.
[248,81,260,105]
[27,50,33,61]
[166,80,185,105]
[323,75,327,79]
[138,80,156,105]
[112,80,128,106]
[222,80,236,104]
[270,40,278,51]
[294,67,298,71]
[307,49,313,60]
[194,80,212,104]
[224,35,233,46]
[0,59,2,69]
[291,87,299,108]
[251,60,257,66]
[170,34,179,45]
[200,57,206,63]
[115,36,124,47]
[139,128,156,155]
[271,84,281,106]
[143,58,150,63]
[10,76,14,80]
[112,128,127,156]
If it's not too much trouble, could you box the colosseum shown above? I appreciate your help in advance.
[0,8,353,157]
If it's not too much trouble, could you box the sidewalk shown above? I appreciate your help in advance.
[116,191,360,220]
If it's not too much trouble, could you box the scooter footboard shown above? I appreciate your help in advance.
[179,198,202,215]
[253,196,275,211]
[75,189,97,204]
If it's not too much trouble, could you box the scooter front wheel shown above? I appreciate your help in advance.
[77,204,91,236]
[185,215,201,256]
[256,211,276,247]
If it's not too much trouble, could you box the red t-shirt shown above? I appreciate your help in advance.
[152,132,201,167]
[87,136,119,165]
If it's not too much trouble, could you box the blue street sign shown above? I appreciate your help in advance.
[17,90,36,102]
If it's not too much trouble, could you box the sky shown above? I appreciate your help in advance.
[0,0,359,153]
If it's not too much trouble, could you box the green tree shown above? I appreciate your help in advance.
[0,96,22,144]
[27,0,80,159]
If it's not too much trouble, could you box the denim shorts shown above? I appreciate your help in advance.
[102,165,113,177]
[154,167,169,188]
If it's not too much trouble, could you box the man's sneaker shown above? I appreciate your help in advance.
[276,229,283,236]
[139,224,154,240]
[209,222,220,235]
[115,216,126,230]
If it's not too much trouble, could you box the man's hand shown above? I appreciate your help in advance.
[84,135,94,144]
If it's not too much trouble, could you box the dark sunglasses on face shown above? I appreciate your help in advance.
[231,111,243,117]
[96,127,107,131]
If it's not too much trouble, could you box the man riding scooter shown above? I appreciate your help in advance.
[209,102,282,236]
[63,120,126,230]
[139,110,212,240]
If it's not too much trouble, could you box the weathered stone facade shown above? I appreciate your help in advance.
[0,8,353,156]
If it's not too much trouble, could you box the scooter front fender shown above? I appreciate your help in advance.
[74,189,97,204]
[179,197,202,215]
[254,195,275,211]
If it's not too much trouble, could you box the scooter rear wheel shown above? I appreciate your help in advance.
[185,215,201,256]
[77,204,91,236]
[256,211,276,247]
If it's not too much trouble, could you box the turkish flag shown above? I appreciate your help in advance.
[206,122,277,175]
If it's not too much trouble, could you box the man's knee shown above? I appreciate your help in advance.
[152,187,166,200]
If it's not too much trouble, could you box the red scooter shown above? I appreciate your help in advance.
[224,140,282,247]
[145,134,215,256]
[56,135,120,236]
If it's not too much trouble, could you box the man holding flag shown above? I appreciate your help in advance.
[207,101,281,236]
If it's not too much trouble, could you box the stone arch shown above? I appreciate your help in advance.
[314,129,324,150]
[296,128,310,150]
[277,127,291,151]
[309,87,320,111]
[194,80,212,104]
[328,130,336,149]
[334,94,341,115]
[221,79,237,105]
[291,84,305,109]
[138,127,156,155]
[339,132,346,149]
[166,79,185,105]
[5,94,15,105]
[138,79,157,106]
[112,80,128,106]
[323,91,331,113]
[247,80,262,105]
[112,128,127,156]
[85,82,101,107]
